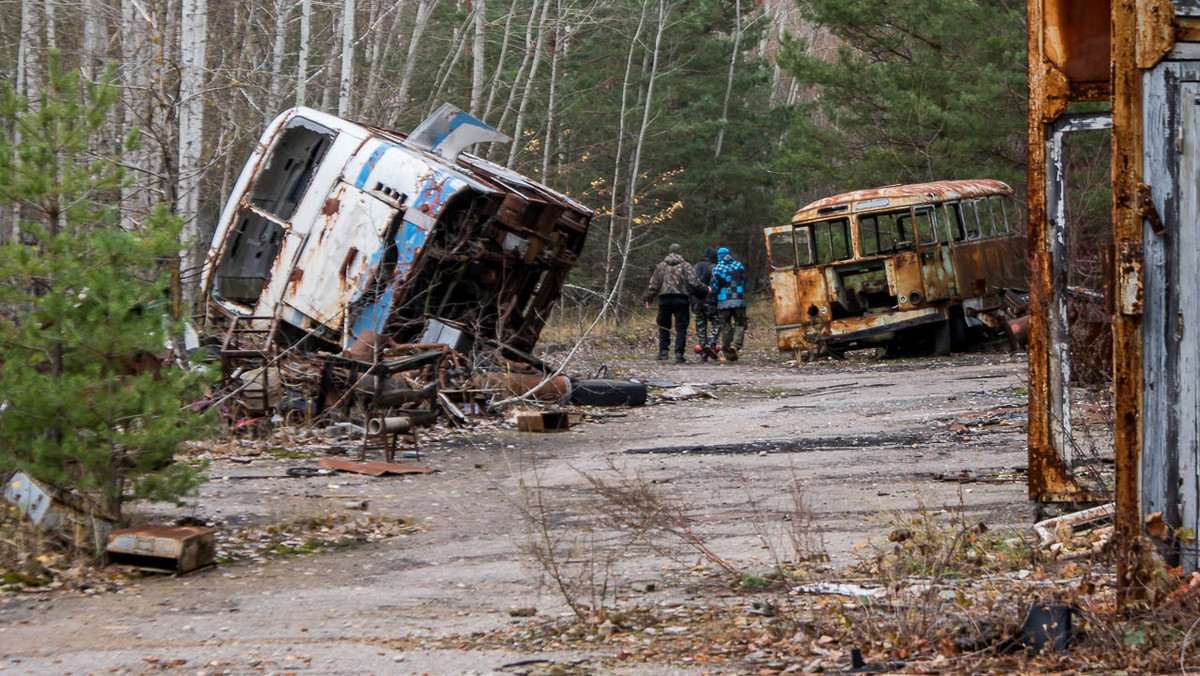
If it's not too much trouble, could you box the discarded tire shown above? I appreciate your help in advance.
[569,379,648,407]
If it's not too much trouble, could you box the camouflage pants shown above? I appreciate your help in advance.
[718,306,748,352]
[694,302,718,349]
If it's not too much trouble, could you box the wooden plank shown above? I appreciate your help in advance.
[318,457,436,476]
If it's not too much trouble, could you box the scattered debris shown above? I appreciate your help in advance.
[105,526,216,573]
[515,411,571,433]
[1033,502,1114,548]
[4,471,113,552]
[794,582,886,598]
[1021,602,1072,651]
[657,385,715,401]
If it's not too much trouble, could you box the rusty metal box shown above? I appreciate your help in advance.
[106,525,215,573]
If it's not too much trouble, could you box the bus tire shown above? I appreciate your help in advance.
[569,379,648,407]
[948,307,968,349]
[932,321,952,356]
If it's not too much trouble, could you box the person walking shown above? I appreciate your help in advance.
[710,246,748,362]
[643,243,705,363]
[693,247,720,362]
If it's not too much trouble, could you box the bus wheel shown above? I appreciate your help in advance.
[932,320,952,356]
[948,307,968,349]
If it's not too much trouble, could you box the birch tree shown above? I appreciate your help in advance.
[297,0,312,106]
[612,0,669,307]
[470,0,486,116]
[713,0,741,158]
[338,0,356,116]
[387,0,439,125]
[178,0,210,304]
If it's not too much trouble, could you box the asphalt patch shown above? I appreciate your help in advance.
[625,432,939,455]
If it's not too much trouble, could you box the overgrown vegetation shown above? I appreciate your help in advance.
[0,53,213,524]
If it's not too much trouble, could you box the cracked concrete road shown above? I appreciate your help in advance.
[0,354,1032,675]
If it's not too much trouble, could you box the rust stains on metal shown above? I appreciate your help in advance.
[1111,0,1148,601]
[1135,0,1176,69]
[792,180,1012,224]
[105,525,216,573]
[320,196,341,216]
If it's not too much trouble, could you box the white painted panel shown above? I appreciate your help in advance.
[1179,81,1200,570]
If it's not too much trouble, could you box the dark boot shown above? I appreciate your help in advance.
[657,350,669,361]
[675,352,686,364]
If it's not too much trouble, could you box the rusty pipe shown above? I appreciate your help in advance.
[367,416,413,435]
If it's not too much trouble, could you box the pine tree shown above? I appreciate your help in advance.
[778,0,1027,192]
[0,51,212,524]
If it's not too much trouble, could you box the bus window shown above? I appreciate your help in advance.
[768,229,798,269]
[944,203,967,241]
[858,210,913,255]
[915,207,938,245]
[991,196,1010,234]
[796,226,814,266]
[978,199,997,238]
[812,218,852,264]
[962,200,982,239]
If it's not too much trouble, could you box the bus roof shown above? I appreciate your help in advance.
[791,179,1013,224]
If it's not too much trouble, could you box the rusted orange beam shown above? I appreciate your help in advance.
[1111,0,1147,603]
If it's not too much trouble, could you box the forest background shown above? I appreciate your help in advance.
[0,0,1028,315]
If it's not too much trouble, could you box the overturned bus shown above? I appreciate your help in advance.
[199,105,592,356]
[764,180,1025,357]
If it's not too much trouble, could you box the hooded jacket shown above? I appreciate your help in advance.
[711,253,747,309]
[694,247,719,305]
[644,252,704,303]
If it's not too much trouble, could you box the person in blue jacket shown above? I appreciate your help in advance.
[710,247,748,362]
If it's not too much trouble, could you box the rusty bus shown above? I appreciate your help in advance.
[199,105,592,357]
[763,179,1024,357]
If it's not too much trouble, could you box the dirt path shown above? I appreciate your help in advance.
[0,354,1031,675]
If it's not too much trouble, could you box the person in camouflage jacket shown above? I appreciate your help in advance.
[643,243,706,362]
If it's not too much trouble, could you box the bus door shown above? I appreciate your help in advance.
[766,225,804,326]
[915,205,957,302]
[886,209,927,309]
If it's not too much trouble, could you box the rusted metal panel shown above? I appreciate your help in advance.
[106,526,215,573]
[791,180,1013,224]
[1137,0,1177,68]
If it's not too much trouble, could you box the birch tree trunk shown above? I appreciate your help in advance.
[387,0,439,126]
[713,0,741,158]
[44,0,57,51]
[17,0,40,104]
[338,0,356,116]
[269,0,291,104]
[505,0,551,168]
[482,0,520,123]
[613,0,668,310]
[296,0,312,106]
[470,0,486,116]
[602,0,649,299]
[81,0,106,81]
[120,0,152,229]
[178,0,210,307]
[540,0,562,178]
[491,0,542,160]
[362,0,392,112]
[321,4,342,112]
[428,11,474,116]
